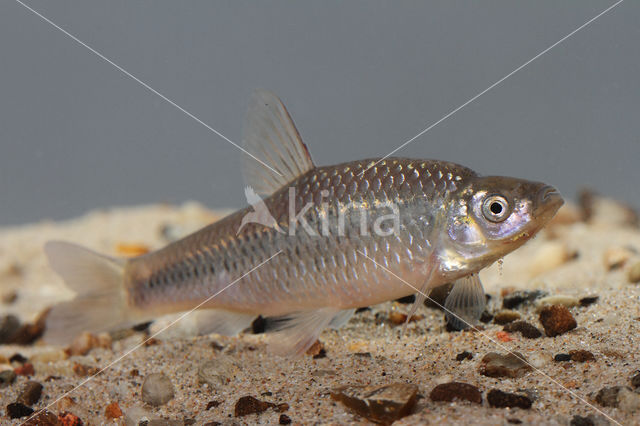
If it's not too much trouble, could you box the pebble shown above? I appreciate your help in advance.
[58,411,84,426]
[554,353,572,362]
[594,386,626,407]
[631,371,640,388]
[429,382,482,404]
[124,405,155,426]
[569,350,596,362]
[388,311,424,325]
[30,349,67,364]
[331,383,418,425]
[503,290,546,310]
[493,310,521,325]
[628,261,640,284]
[68,332,112,356]
[17,381,43,406]
[306,340,326,358]
[479,352,533,379]
[198,358,238,388]
[0,314,21,343]
[455,351,473,361]
[536,295,579,309]
[6,402,34,419]
[15,363,35,376]
[142,373,175,406]
[10,353,27,364]
[22,410,61,425]
[503,321,542,339]
[539,305,577,337]
[234,396,278,417]
[105,402,123,419]
[486,389,533,409]
[529,241,573,276]
[279,414,292,424]
[579,296,599,307]
[603,246,633,270]
[0,369,17,386]
[570,415,597,426]
[9,310,47,345]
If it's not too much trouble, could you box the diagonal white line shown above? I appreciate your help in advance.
[366,0,625,172]
[356,250,621,426]
[13,0,283,177]
[22,250,282,425]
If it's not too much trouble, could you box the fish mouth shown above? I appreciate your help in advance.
[534,185,564,223]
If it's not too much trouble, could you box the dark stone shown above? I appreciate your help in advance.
[8,310,48,345]
[479,352,532,379]
[6,402,34,419]
[554,353,572,362]
[395,295,415,304]
[579,296,599,307]
[455,351,473,361]
[594,386,626,407]
[503,321,542,339]
[569,350,596,362]
[429,382,482,404]
[631,371,640,388]
[0,315,21,343]
[251,316,266,334]
[502,290,546,310]
[131,321,152,332]
[17,381,43,406]
[205,400,221,410]
[279,414,292,425]
[479,311,494,323]
[331,383,418,425]
[487,389,532,409]
[570,415,595,426]
[9,353,28,364]
[539,305,577,337]
[234,396,276,417]
[507,419,523,425]
[0,369,17,387]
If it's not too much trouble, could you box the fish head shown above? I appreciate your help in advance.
[440,176,564,273]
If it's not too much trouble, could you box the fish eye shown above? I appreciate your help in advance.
[482,195,510,223]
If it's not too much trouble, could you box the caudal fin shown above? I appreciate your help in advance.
[44,241,132,344]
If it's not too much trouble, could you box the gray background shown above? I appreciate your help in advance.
[0,1,638,226]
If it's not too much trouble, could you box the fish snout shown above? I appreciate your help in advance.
[535,185,564,218]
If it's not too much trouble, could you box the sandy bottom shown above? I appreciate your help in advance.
[0,200,639,425]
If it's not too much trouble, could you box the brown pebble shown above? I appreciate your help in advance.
[17,381,43,406]
[0,370,17,386]
[487,389,532,409]
[539,304,577,337]
[603,247,633,270]
[58,411,83,426]
[631,371,640,388]
[22,409,62,425]
[479,352,532,379]
[429,382,482,404]
[104,402,123,419]
[579,296,599,307]
[130,369,139,377]
[628,261,640,284]
[279,413,292,424]
[306,340,326,358]
[569,350,596,362]
[68,332,98,356]
[8,309,48,345]
[503,321,542,339]
[594,386,626,407]
[234,395,277,417]
[331,383,418,425]
[72,363,99,377]
[455,351,473,361]
[15,363,35,376]
[493,310,521,325]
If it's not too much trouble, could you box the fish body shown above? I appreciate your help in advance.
[44,91,563,354]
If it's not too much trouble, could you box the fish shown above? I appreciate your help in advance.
[43,90,564,355]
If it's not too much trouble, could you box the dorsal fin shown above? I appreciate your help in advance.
[241,90,315,195]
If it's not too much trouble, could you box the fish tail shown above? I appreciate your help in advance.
[43,241,134,344]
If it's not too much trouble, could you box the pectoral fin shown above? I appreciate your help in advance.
[444,273,486,330]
